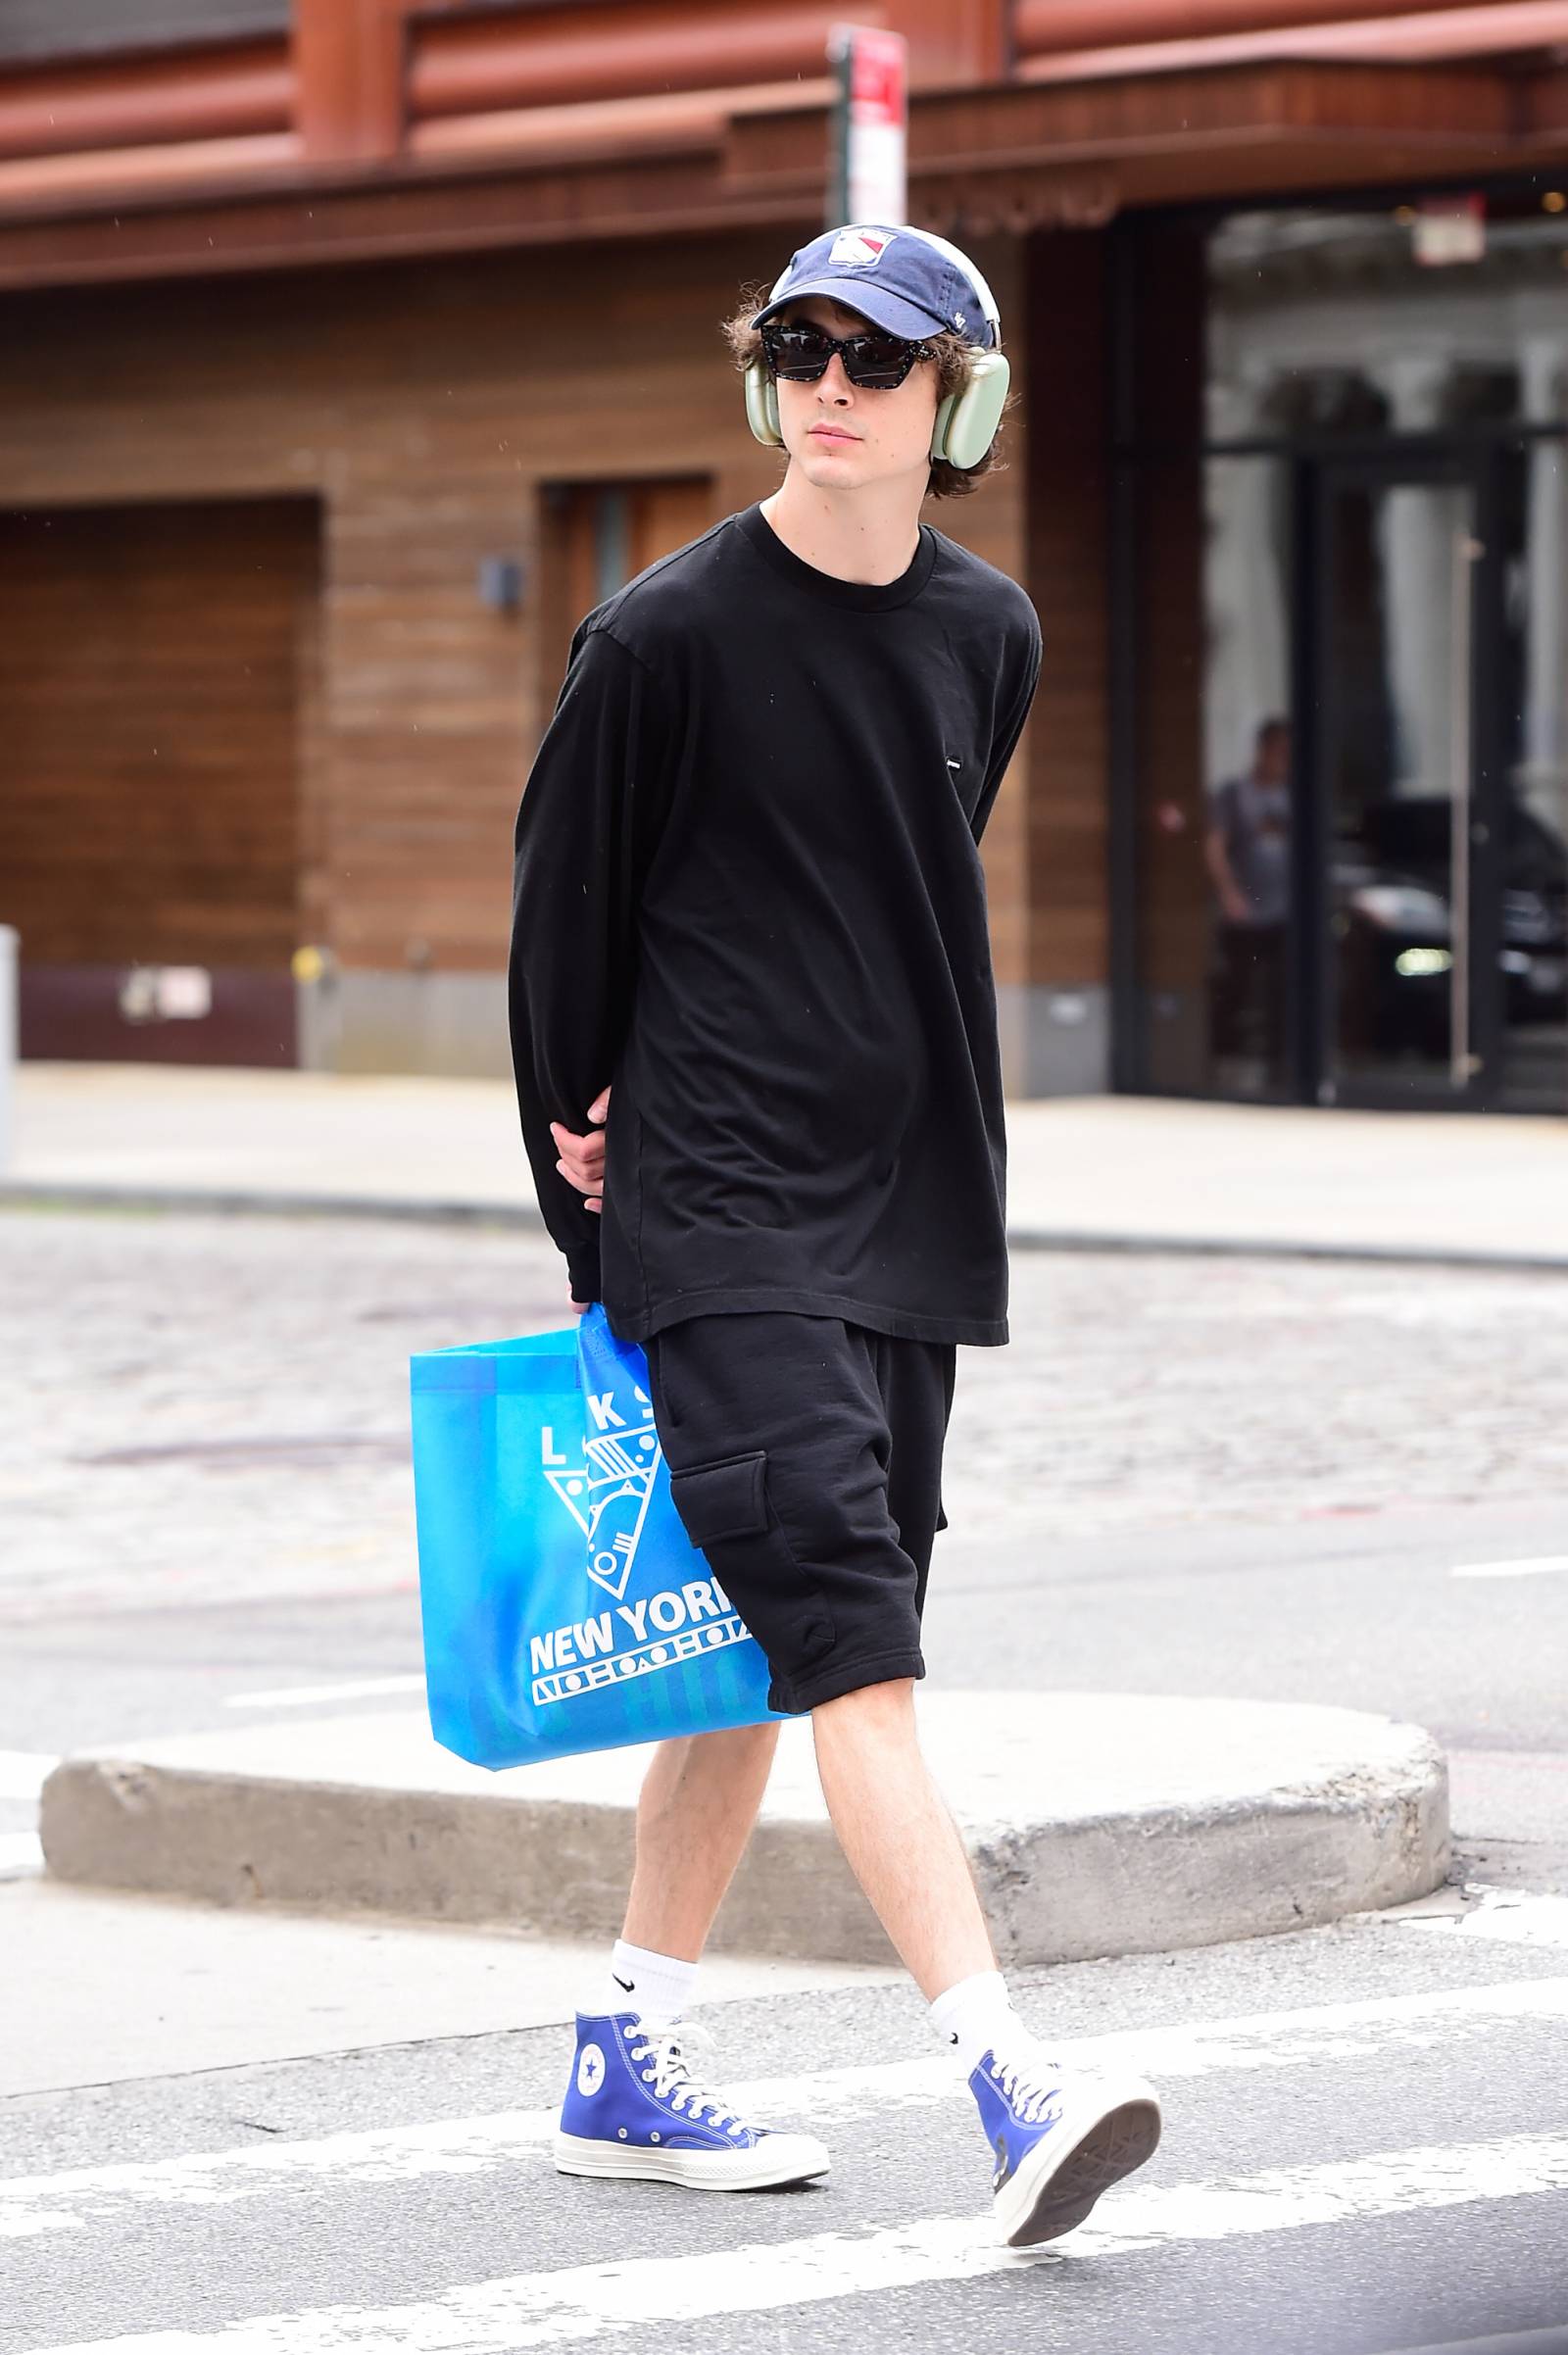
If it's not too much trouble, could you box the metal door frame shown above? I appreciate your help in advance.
[1300,443,1505,1112]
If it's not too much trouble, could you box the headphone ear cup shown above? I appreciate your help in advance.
[744,360,784,450]
[929,351,1011,470]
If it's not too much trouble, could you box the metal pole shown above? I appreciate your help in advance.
[825,25,906,228]
[0,926,17,1175]
[826,28,853,228]
[1449,530,1482,1089]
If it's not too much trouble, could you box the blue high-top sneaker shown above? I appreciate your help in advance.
[555,2013,831,2191]
[971,2045,1162,2247]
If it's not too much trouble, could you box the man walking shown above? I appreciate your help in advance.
[510,223,1161,2247]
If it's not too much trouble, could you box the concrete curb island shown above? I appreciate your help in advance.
[7,1179,1568,1276]
[40,1692,1450,1966]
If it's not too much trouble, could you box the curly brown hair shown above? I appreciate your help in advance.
[720,287,1004,501]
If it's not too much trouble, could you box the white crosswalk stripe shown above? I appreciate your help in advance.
[5,1971,1568,2243]
[223,1676,426,1710]
[1408,1889,1568,1949]
[0,1831,44,1881]
[17,2130,1568,2354]
[0,1751,58,1800]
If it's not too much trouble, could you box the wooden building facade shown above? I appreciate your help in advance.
[3,0,1567,1108]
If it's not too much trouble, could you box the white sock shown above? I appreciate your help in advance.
[929,1969,1030,2078]
[599,1939,699,2029]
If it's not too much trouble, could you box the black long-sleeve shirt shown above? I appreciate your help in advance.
[509,502,1041,1347]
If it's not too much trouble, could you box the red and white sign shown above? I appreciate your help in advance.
[1412,194,1485,269]
[828,25,907,226]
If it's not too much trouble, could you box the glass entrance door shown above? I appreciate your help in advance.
[1314,461,1487,1105]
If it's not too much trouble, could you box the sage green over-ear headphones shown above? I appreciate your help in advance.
[743,225,1010,471]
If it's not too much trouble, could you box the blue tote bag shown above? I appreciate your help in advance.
[411,1305,780,1768]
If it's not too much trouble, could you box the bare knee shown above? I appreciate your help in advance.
[651,1722,777,1764]
[691,1720,781,1764]
[812,1677,918,1741]
[642,1719,776,1796]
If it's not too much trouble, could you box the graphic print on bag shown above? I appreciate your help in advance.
[531,1370,753,1708]
[541,1379,662,1601]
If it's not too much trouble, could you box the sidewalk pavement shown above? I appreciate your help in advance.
[3,1060,1565,1266]
[40,1692,1449,1967]
[0,1879,892,2097]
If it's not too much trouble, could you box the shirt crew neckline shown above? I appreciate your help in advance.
[735,502,939,612]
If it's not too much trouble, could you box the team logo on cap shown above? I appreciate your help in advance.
[828,226,897,268]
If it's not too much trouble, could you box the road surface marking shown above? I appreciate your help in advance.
[17,2129,1568,2354]
[223,1674,425,1709]
[6,1972,1568,2241]
[1383,2329,1568,2355]
[1407,1889,1568,1950]
[1450,1555,1568,1580]
[0,1750,57,1800]
[0,1832,42,1881]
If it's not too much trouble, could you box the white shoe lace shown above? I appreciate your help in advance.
[990,2052,1066,2125]
[626,2021,756,2134]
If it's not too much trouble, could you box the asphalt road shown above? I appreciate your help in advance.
[3,1205,1567,2351]
[5,1917,1568,2353]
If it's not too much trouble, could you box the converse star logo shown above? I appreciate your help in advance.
[576,2043,607,2097]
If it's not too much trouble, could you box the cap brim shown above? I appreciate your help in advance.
[750,276,948,343]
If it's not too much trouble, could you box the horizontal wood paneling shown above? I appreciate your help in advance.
[0,229,1034,1013]
[0,42,292,161]
[409,3,859,119]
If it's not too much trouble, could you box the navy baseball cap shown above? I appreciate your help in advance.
[751,223,1000,350]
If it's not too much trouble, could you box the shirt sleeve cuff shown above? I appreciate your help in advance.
[566,1239,602,1305]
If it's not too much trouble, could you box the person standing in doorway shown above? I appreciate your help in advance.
[1206,715,1293,1083]
[510,223,1162,2247]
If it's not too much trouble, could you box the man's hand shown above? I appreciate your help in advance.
[554,1086,611,1312]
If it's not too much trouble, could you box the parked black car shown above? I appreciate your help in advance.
[1331,793,1567,1058]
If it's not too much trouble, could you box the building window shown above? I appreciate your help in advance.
[537,477,711,713]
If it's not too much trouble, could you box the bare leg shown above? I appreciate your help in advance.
[811,1678,995,2001]
[620,1721,781,1961]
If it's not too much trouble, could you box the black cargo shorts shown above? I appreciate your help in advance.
[641,1311,956,1716]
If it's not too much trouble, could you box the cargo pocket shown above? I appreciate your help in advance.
[667,1448,837,1686]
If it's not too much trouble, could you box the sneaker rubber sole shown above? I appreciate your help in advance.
[997,2085,1162,2249]
[554,2129,830,2192]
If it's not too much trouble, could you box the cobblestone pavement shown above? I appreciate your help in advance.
[3,1203,1567,1621]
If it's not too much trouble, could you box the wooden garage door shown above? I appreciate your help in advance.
[0,497,318,1064]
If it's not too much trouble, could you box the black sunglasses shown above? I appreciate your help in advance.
[760,319,934,391]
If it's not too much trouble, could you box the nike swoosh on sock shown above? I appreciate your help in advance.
[612,1973,635,1992]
